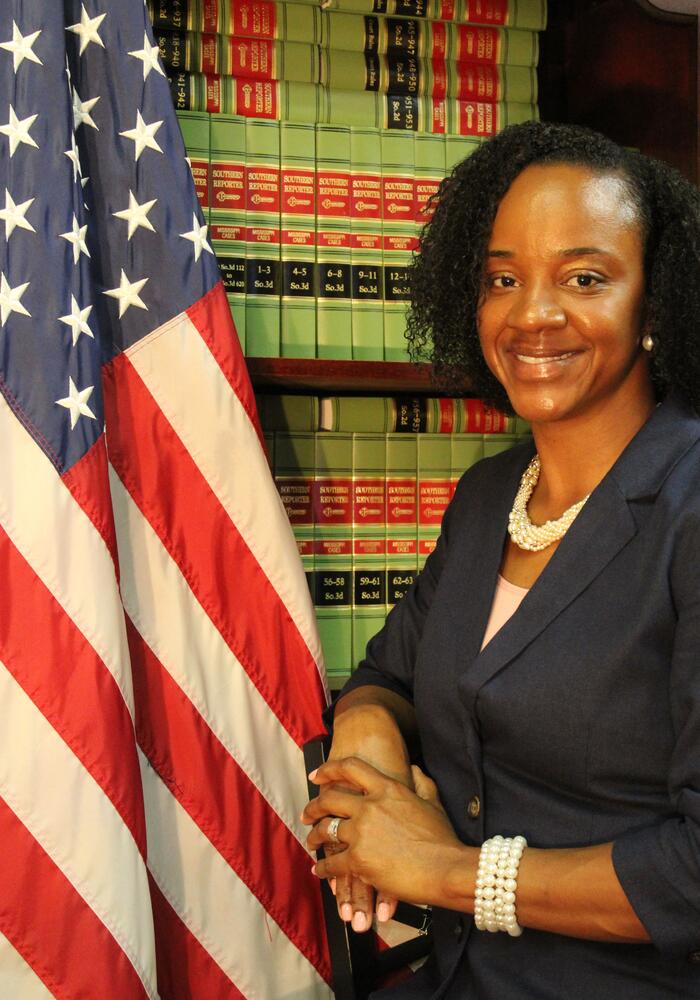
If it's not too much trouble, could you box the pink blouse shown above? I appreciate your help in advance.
[480,574,529,650]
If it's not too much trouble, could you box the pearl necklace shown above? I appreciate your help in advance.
[508,455,590,552]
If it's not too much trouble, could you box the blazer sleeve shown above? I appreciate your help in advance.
[612,511,700,958]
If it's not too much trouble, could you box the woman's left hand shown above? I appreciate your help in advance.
[303,757,466,905]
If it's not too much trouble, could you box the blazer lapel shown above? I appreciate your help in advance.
[456,390,700,712]
[462,476,637,704]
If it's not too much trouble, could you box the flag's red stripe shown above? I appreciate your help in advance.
[129,621,331,983]
[0,526,146,857]
[148,873,246,1000]
[62,436,120,574]
[103,354,326,746]
[0,796,149,1000]
[187,282,265,449]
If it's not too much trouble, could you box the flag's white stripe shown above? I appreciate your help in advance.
[125,315,325,681]
[0,394,135,718]
[110,468,312,843]
[0,661,157,998]
[140,754,333,1000]
[0,933,55,1000]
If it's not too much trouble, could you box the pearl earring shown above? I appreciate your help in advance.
[642,334,655,352]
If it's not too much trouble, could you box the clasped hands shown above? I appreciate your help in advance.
[301,756,463,931]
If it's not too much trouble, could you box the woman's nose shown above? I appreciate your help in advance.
[506,284,567,331]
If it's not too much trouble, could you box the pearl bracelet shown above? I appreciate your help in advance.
[474,835,527,936]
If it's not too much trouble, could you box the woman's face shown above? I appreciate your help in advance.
[478,163,653,427]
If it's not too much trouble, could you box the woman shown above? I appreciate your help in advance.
[302,121,700,998]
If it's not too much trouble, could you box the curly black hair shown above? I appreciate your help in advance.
[407,120,700,413]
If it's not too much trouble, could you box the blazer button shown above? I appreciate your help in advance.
[687,950,700,964]
[453,918,464,940]
[467,795,481,819]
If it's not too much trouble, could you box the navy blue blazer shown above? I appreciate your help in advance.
[338,391,700,998]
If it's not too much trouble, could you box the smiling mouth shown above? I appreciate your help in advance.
[514,352,577,364]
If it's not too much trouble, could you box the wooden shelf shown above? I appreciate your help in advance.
[246,357,436,393]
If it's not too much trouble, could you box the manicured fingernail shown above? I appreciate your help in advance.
[377,903,390,922]
[352,912,368,932]
[340,903,353,922]
[307,769,318,780]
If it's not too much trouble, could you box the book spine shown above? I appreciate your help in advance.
[450,433,484,497]
[273,429,316,600]
[417,434,452,568]
[444,132,482,172]
[350,127,384,361]
[483,432,520,458]
[280,121,317,357]
[256,394,319,431]
[386,433,418,597]
[315,124,352,360]
[313,433,354,683]
[245,118,281,357]
[381,129,416,361]
[176,111,212,220]
[352,434,388,668]
[148,0,322,41]
[414,130,445,247]
[209,113,247,350]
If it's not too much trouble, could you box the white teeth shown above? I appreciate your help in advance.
[514,352,575,364]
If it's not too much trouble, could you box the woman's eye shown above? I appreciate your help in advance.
[489,275,518,289]
[565,272,602,289]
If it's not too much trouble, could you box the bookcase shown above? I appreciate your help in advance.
[166,0,698,684]
[249,0,699,396]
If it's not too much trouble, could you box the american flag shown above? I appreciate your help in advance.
[0,2,331,996]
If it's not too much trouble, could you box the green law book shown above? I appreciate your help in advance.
[315,124,352,360]
[350,127,384,361]
[245,118,280,357]
[280,121,317,357]
[352,433,388,666]
[209,114,247,349]
[274,430,316,600]
[444,133,482,172]
[414,130,445,249]
[386,433,418,593]
[483,432,520,458]
[417,434,452,569]
[313,433,354,682]
[176,110,211,220]
[148,0,322,42]
[450,434,484,495]
[256,394,319,431]
[381,130,415,362]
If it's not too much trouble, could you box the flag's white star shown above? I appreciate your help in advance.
[64,132,82,180]
[180,215,213,262]
[0,273,30,326]
[60,215,90,264]
[0,106,38,158]
[66,6,106,56]
[72,89,99,130]
[119,110,163,161]
[113,190,157,239]
[104,269,148,317]
[0,22,42,72]
[0,190,35,240]
[56,377,96,430]
[128,33,165,80]
[59,295,93,345]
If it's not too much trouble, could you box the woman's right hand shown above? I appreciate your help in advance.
[322,699,414,931]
